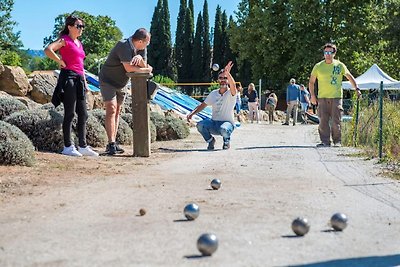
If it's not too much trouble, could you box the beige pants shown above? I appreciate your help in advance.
[266,104,275,123]
[248,102,259,122]
[317,98,343,145]
[285,100,298,125]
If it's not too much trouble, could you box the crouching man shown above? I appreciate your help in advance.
[187,61,237,150]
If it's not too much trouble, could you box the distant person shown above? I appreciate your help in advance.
[283,78,300,126]
[187,61,236,150]
[235,84,242,117]
[265,92,278,124]
[309,43,361,147]
[45,14,98,157]
[244,83,259,123]
[99,28,153,155]
[299,84,310,124]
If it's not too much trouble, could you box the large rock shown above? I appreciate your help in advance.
[0,61,4,75]
[29,73,57,104]
[0,65,32,96]
[15,96,42,110]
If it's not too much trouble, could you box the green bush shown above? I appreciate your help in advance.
[4,108,66,152]
[165,113,190,139]
[150,111,190,140]
[121,113,157,143]
[0,96,28,120]
[90,109,133,145]
[0,121,35,166]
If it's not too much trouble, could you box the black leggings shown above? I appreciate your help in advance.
[63,78,88,147]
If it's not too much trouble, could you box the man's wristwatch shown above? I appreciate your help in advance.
[356,87,361,91]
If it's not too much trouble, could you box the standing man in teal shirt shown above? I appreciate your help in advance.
[309,43,361,147]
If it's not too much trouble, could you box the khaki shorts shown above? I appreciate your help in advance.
[100,81,127,104]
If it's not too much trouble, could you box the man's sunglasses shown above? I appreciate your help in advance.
[323,51,334,55]
[218,77,228,80]
[74,24,85,29]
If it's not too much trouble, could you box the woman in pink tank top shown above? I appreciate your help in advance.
[45,14,98,157]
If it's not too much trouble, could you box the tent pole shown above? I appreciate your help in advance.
[353,98,360,147]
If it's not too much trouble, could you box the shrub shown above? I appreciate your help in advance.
[90,109,133,145]
[0,121,35,166]
[4,108,67,152]
[0,96,28,120]
[121,113,157,143]
[150,112,169,140]
[165,113,190,139]
[150,111,190,140]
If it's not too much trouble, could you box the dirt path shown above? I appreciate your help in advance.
[1,123,400,266]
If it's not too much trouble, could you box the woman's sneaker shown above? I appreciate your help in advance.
[62,145,82,157]
[78,146,99,157]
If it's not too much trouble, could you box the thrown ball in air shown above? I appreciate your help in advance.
[184,203,200,220]
[210,178,221,190]
[291,217,310,236]
[212,63,220,72]
[330,213,348,231]
[197,233,218,256]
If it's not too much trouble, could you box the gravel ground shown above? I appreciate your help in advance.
[0,123,399,267]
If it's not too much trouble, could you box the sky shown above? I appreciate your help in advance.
[11,0,242,50]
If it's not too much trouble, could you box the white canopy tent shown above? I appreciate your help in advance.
[342,64,400,90]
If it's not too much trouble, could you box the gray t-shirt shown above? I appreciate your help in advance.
[99,38,147,89]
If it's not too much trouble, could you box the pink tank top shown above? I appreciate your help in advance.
[59,35,85,75]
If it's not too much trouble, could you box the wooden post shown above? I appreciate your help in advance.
[126,72,151,157]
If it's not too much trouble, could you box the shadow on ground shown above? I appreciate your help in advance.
[288,254,400,267]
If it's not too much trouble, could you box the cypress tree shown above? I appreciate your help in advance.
[202,0,212,83]
[161,0,175,79]
[148,0,162,74]
[188,0,195,24]
[221,11,228,66]
[193,12,204,84]
[175,0,187,83]
[181,7,194,94]
[212,5,223,80]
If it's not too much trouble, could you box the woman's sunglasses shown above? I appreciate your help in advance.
[74,24,85,29]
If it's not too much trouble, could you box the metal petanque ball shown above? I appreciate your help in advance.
[291,217,310,236]
[212,63,220,72]
[197,233,218,256]
[210,178,221,190]
[330,213,348,231]
[184,203,200,220]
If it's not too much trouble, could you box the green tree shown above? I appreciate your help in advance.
[0,0,22,52]
[43,11,122,57]
[175,0,187,83]
[201,0,212,83]
[181,7,194,94]
[192,12,203,84]
[148,0,175,79]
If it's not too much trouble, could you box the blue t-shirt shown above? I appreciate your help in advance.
[300,90,310,104]
[286,84,300,102]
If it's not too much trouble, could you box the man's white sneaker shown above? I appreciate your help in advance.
[78,146,99,157]
[62,145,82,157]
